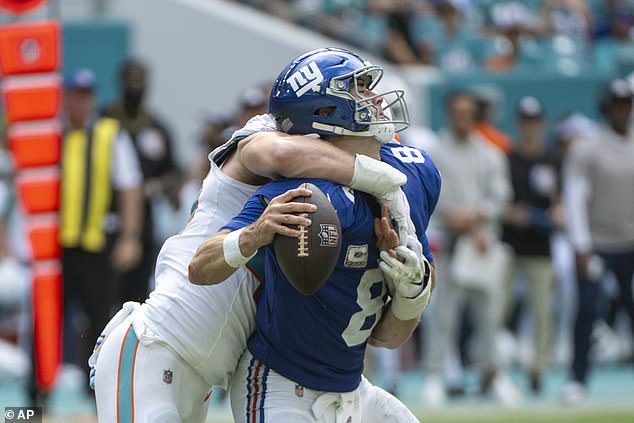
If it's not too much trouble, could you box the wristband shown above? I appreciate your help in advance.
[391,282,431,321]
[390,260,432,320]
[223,228,257,268]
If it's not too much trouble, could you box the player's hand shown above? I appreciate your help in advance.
[379,235,433,320]
[504,203,530,228]
[374,204,399,253]
[248,188,316,248]
[379,235,430,298]
[379,188,416,245]
[112,236,143,272]
[446,209,483,233]
[575,251,604,280]
[469,228,489,254]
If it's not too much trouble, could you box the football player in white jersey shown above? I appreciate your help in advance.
[90,92,414,421]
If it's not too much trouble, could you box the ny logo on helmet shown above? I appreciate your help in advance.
[288,61,324,97]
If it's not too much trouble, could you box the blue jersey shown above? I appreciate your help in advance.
[221,143,441,392]
[380,142,441,261]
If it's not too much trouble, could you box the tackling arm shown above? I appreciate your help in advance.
[238,131,407,201]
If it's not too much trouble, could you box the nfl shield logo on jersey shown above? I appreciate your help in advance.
[162,369,173,384]
[319,224,338,247]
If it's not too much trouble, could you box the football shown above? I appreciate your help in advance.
[273,182,342,295]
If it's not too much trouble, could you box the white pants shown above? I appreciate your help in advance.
[94,314,212,423]
[230,351,419,423]
[425,253,502,376]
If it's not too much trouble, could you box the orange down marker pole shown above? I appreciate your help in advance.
[0,14,62,392]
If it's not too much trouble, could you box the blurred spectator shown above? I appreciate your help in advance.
[58,69,143,393]
[501,96,560,393]
[192,111,233,184]
[552,111,598,156]
[0,152,10,261]
[370,0,422,64]
[483,1,543,72]
[541,0,593,43]
[422,91,517,406]
[102,59,182,303]
[561,78,634,404]
[593,2,634,73]
[416,0,484,72]
[234,86,269,127]
[0,126,29,381]
[549,112,597,367]
[399,123,441,151]
[473,94,513,153]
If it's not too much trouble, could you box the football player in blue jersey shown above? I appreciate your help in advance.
[191,48,441,422]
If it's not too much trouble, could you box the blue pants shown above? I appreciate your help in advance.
[572,248,634,384]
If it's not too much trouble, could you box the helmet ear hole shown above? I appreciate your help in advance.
[315,106,336,116]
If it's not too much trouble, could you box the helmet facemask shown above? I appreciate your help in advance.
[321,63,410,143]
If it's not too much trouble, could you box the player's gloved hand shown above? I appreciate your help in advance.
[349,154,406,197]
[88,334,105,390]
[89,367,96,390]
[380,188,416,245]
[349,154,414,243]
[379,235,432,321]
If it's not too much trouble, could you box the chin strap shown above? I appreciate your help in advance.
[312,122,394,143]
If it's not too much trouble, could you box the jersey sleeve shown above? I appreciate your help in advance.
[421,233,433,264]
[219,179,298,232]
[219,193,267,232]
[423,157,442,222]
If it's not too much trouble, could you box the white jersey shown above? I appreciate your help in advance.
[135,150,261,389]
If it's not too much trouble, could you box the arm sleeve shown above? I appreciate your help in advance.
[479,148,512,221]
[111,130,143,190]
[563,141,593,252]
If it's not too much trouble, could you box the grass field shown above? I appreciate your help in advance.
[40,408,634,423]
[3,364,633,422]
[201,408,634,423]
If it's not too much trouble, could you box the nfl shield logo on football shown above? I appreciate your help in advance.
[294,384,304,398]
[318,224,338,247]
[162,369,173,384]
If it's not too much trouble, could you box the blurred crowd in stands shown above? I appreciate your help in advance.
[235,0,634,75]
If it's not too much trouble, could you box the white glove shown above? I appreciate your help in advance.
[379,187,416,245]
[378,235,432,320]
[349,154,406,199]
[348,154,415,243]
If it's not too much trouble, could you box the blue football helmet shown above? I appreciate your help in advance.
[269,48,409,143]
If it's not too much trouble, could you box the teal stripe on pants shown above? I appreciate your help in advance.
[118,325,139,422]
